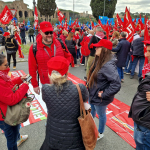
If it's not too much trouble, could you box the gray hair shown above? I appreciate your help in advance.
[120,32,127,38]
[0,54,6,66]
[96,26,103,32]
[141,30,144,36]
[54,27,58,31]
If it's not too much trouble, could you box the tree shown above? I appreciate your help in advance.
[90,0,117,20]
[37,0,57,21]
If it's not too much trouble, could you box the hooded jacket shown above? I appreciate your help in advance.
[89,57,121,106]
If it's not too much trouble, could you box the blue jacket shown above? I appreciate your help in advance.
[89,56,121,106]
[132,36,144,57]
[19,26,26,38]
[112,38,130,67]
[0,27,4,34]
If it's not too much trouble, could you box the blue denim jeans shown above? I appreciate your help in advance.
[89,103,107,133]
[124,54,131,72]
[134,122,150,150]
[117,67,124,80]
[77,49,81,59]
[0,121,20,150]
[131,57,145,77]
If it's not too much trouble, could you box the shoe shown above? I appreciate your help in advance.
[74,65,79,67]
[97,133,104,141]
[13,66,16,70]
[126,72,130,75]
[130,75,134,79]
[121,79,124,83]
[80,63,85,66]
[84,76,87,81]
[17,135,28,147]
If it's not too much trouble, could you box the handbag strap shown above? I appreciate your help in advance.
[0,107,5,119]
[12,84,19,92]
[75,84,86,117]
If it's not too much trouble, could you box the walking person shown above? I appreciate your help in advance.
[112,32,130,82]
[28,25,35,43]
[0,54,29,150]
[19,23,26,45]
[65,29,78,67]
[40,56,88,150]
[4,32,18,70]
[87,39,121,140]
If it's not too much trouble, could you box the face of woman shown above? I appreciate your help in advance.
[0,58,9,70]
[95,47,102,56]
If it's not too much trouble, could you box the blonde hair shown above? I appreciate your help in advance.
[113,31,119,39]
[75,31,80,36]
[49,71,68,86]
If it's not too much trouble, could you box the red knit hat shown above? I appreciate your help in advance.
[40,21,53,33]
[3,32,10,37]
[47,56,70,76]
[90,39,113,50]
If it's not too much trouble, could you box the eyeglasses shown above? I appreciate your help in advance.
[4,63,9,67]
[44,31,53,35]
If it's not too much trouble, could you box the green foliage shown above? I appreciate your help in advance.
[21,44,31,55]
[79,17,97,24]
[90,0,117,20]
[51,18,59,24]
[37,0,57,18]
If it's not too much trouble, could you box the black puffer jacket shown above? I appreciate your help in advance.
[89,56,121,106]
[42,81,88,150]
[132,36,144,57]
[65,39,76,54]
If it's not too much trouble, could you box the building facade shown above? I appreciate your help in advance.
[0,0,69,23]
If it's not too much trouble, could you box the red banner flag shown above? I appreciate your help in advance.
[34,6,38,29]
[116,13,123,27]
[64,18,68,31]
[14,32,24,58]
[144,24,149,65]
[98,19,104,30]
[105,21,109,39]
[57,8,65,23]
[123,7,135,42]
[0,5,13,24]
[138,14,144,30]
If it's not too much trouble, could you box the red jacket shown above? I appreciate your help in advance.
[59,34,66,43]
[0,77,29,121]
[28,35,71,88]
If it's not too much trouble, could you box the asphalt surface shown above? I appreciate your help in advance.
[0,56,139,150]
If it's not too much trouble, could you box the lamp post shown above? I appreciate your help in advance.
[33,0,36,12]
[103,0,105,16]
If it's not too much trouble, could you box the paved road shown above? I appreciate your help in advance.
[0,59,138,150]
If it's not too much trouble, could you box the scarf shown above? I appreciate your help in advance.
[0,68,11,82]
[95,32,105,39]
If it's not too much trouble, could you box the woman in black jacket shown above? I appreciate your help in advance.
[40,56,88,150]
[87,39,121,140]
[65,30,78,67]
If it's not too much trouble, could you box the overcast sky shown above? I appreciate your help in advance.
[3,0,150,14]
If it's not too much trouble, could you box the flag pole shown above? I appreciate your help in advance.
[73,0,74,20]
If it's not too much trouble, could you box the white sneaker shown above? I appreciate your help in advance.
[97,133,104,141]
[17,135,28,147]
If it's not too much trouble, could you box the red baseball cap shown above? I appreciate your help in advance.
[47,56,70,76]
[40,21,53,33]
[143,41,150,45]
[3,32,10,37]
[91,39,113,50]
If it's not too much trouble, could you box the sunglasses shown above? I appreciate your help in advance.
[45,31,53,35]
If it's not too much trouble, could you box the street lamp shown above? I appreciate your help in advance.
[73,0,74,20]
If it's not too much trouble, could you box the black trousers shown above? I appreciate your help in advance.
[7,52,16,67]
[40,139,58,150]
[29,35,34,43]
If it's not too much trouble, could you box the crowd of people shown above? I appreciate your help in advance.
[0,19,150,150]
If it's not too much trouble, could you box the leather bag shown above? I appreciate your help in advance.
[76,84,98,150]
[0,85,34,126]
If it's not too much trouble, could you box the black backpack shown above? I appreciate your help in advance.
[0,35,5,45]
[129,73,150,129]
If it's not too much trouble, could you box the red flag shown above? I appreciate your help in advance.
[34,6,38,29]
[116,13,123,27]
[64,18,68,31]
[98,19,104,30]
[0,5,13,24]
[23,20,25,25]
[138,14,144,30]
[123,7,135,42]
[105,21,109,39]
[14,32,24,58]
[91,21,94,29]
[57,8,65,23]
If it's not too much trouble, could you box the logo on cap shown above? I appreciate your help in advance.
[45,24,48,27]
